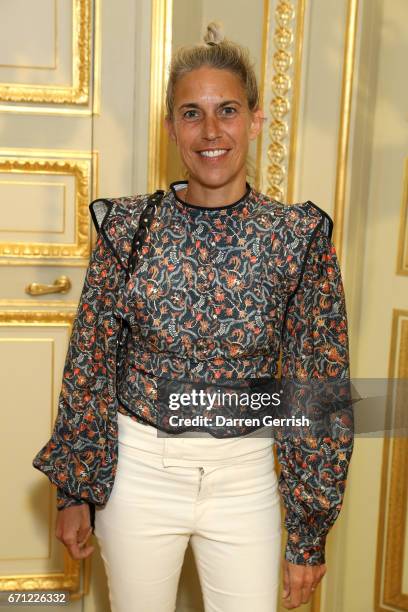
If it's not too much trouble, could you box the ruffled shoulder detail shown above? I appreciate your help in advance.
[89,193,153,273]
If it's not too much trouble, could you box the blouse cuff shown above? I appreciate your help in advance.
[285,532,327,566]
[56,487,87,510]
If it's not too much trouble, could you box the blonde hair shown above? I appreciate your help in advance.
[165,22,259,120]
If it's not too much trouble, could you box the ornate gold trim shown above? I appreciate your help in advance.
[396,157,408,276]
[255,0,271,192]
[0,310,85,595]
[0,150,97,262]
[264,0,306,202]
[0,311,76,325]
[0,300,79,308]
[148,0,173,192]
[0,0,91,106]
[374,309,408,611]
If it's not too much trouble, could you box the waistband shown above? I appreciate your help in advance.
[117,411,274,467]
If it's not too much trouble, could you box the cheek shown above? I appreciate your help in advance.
[176,130,197,156]
[229,121,250,147]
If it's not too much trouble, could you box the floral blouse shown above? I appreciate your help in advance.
[32,181,354,566]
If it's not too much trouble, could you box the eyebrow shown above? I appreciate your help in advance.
[177,100,243,111]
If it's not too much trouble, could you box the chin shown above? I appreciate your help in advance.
[190,171,237,189]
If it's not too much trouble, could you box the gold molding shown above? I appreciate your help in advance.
[0,309,92,597]
[374,309,408,611]
[0,0,91,106]
[397,157,408,276]
[0,150,97,262]
[255,0,271,192]
[148,0,173,192]
[0,300,79,308]
[0,311,76,326]
[264,0,306,202]
[333,0,359,262]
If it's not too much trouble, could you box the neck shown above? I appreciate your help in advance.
[180,176,248,208]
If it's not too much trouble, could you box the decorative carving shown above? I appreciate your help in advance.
[0,154,93,261]
[266,0,298,200]
[0,0,91,105]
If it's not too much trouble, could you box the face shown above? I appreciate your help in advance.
[165,66,264,191]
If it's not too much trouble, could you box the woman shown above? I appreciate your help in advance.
[33,23,354,612]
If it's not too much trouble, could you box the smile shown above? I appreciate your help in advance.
[198,149,229,158]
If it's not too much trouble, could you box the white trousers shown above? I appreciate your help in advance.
[94,411,282,612]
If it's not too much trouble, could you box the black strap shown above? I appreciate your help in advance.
[126,189,165,282]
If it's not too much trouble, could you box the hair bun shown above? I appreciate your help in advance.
[203,21,225,46]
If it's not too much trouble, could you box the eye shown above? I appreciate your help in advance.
[219,106,238,116]
[183,109,201,120]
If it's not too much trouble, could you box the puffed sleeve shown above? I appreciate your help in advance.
[32,202,121,514]
[276,221,354,566]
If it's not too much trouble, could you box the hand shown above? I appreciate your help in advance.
[55,504,95,560]
[281,558,326,609]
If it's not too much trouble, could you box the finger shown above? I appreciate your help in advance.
[69,541,95,560]
[286,568,307,609]
[77,526,92,544]
[281,561,291,599]
[301,583,315,604]
[287,583,302,609]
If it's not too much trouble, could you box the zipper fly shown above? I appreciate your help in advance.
[197,466,204,495]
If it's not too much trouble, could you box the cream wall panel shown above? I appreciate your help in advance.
[295,0,349,211]
[0,149,95,262]
[0,114,93,149]
[0,0,56,70]
[93,0,152,197]
[334,0,408,610]
[131,0,154,194]
[1,338,54,561]
[173,0,202,46]
[327,438,384,612]
[0,179,69,237]
[0,0,92,111]
[351,0,408,379]
[0,322,87,609]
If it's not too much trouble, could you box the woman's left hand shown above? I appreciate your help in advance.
[281,558,326,609]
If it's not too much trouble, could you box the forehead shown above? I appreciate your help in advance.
[174,67,246,105]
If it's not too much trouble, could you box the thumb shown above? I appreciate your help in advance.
[282,561,290,598]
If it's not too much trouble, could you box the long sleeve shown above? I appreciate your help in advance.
[56,487,87,510]
[276,223,354,565]
[32,222,122,512]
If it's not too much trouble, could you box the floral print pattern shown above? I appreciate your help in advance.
[32,181,354,566]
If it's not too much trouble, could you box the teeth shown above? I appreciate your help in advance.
[199,149,228,158]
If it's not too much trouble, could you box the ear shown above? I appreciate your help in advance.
[164,116,177,143]
[248,108,265,141]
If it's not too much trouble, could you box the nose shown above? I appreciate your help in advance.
[201,114,221,141]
